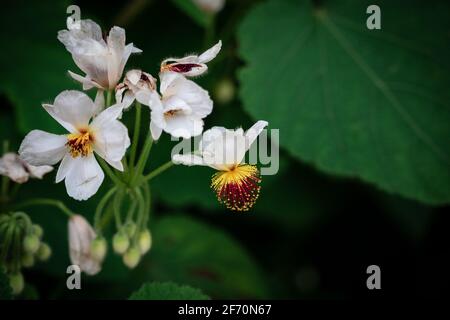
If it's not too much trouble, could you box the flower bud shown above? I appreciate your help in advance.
[124,222,137,238]
[23,234,40,254]
[21,253,35,268]
[123,247,141,269]
[138,229,152,254]
[32,224,44,238]
[68,214,101,275]
[214,78,235,105]
[113,232,130,255]
[37,243,52,261]
[9,272,24,295]
[90,237,107,261]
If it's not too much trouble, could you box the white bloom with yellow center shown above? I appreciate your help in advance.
[58,19,141,90]
[0,152,53,184]
[172,120,268,211]
[19,90,130,201]
[68,215,102,275]
[146,71,213,140]
[160,41,222,77]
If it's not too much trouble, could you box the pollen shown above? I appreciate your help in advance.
[66,130,93,158]
[211,164,261,212]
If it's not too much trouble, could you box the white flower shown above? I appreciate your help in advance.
[146,71,213,140]
[192,0,225,14]
[172,120,268,211]
[115,69,157,110]
[160,40,222,77]
[58,19,141,90]
[0,152,53,184]
[68,215,102,275]
[19,90,130,201]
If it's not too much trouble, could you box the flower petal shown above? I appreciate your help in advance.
[172,154,206,166]
[245,120,268,152]
[43,90,96,132]
[93,120,130,165]
[56,153,74,183]
[68,70,101,90]
[198,40,222,63]
[64,154,104,201]
[164,115,204,139]
[19,130,67,166]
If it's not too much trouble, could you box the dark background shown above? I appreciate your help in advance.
[0,0,449,299]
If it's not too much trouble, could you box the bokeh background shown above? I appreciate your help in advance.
[0,0,449,299]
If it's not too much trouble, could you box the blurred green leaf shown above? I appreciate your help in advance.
[0,0,77,134]
[129,281,210,300]
[140,215,269,298]
[170,0,212,28]
[0,267,12,300]
[238,0,450,205]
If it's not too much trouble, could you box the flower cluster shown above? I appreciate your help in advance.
[2,13,269,279]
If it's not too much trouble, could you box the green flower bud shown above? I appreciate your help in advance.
[214,78,235,105]
[21,253,35,268]
[138,229,152,255]
[123,247,141,269]
[37,243,52,261]
[23,234,40,254]
[32,224,44,238]
[113,232,130,255]
[124,222,137,238]
[90,237,107,261]
[9,272,24,295]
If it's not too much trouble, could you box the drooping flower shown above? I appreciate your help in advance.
[0,152,53,184]
[160,40,222,77]
[19,90,130,201]
[192,0,225,14]
[172,120,268,211]
[68,215,102,275]
[115,69,157,110]
[58,19,141,90]
[145,71,213,140]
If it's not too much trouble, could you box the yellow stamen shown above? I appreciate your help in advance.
[66,130,93,158]
[211,164,261,212]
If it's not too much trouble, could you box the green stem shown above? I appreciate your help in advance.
[141,161,174,184]
[131,135,153,186]
[113,188,125,230]
[133,187,145,241]
[94,187,117,231]
[106,90,113,107]
[129,102,142,176]
[13,198,74,217]
[142,182,151,227]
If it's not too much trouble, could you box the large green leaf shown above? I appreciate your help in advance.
[238,0,450,205]
[139,215,269,298]
[129,281,210,300]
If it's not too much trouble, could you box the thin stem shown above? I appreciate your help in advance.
[131,135,153,186]
[129,102,142,176]
[142,182,151,227]
[13,198,74,217]
[133,187,145,241]
[141,161,174,184]
[97,156,123,187]
[113,188,125,230]
[106,90,113,107]
[94,187,117,231]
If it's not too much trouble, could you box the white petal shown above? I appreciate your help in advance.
[72,54,109,89]
[159,71,182,95]
[198,40,222,63]
[26,164,53,180]
[56,153,74,183]
[94,89,105,115]
[0,153,29,183]
[93,120,130,164]
[202,130,247,170]
[19,130,67,166]
[245,120,268,152]
[65,154,104,201]
[107,27,126,88]
[199,126,227,152]
[150,120,163,140]
[43,90,96,132]
[164,115,204,139]
[68,70,100,90]
[172,154,207,166]
[90,104,124,129]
